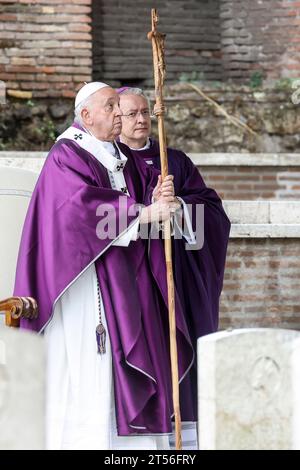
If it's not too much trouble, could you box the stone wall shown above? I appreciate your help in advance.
[149,83,300,154]
[1,83,298,153]
[0,96,72,150]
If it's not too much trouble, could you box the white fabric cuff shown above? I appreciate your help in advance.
[173,197,197,245]
[112,218,140,247]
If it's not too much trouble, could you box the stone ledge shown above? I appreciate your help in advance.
[0,152,47,159]
[1,152,300,168]
[223,200,300,224]
[229,224,300,238]
[0,156,45,173]
[190,153,300,167]
[224,200,300,237]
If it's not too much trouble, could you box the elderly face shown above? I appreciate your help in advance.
[119,94,151,147]
[80,87,122,141]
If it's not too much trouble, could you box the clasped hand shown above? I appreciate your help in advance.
[140,175,181,224]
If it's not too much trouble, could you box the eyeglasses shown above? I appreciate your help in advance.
[121,110,151,120]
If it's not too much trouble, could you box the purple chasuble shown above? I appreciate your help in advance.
[129,139,231,420]
[13,126,194,435]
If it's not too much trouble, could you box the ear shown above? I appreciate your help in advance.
[81,106,93,126]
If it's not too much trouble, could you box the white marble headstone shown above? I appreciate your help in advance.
[198,328,300,450]
[0,326,45,449]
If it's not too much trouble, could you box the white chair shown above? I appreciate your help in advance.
[0,166,38,326]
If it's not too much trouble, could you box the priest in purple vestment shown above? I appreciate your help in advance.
[13,82,196,450]
[118,86,231,425]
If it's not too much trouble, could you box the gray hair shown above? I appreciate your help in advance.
[74,95,93,125]
[118,87,151,109]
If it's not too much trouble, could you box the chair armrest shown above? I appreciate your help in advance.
[0,297,38,327]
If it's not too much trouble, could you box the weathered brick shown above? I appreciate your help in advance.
[54,33,91,41]
[73,74,91,81]
[28,14,91,24]
[36,57,74,66]
[5,48,41,57]
[20,81,49,90]
[39,75,72,82]
[55,66,90,74]
[11,57,37,66]
[69,23,91,32]
[6,65,41,73]
[53,5,91,13]
[16,73,35,81]
[0,14,17,21]
[0,72,16,80]
[62,89,76,97]
[41,66,55,74]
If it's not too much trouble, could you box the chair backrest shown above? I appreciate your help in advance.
[0,166,38,300]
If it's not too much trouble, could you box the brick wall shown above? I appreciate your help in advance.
[0,0,92,98]
[201,166,300,200]
[93,0,300,86]
[221,0,300,81]
[220,239,300,330]
[92,0,222,86]
[93,0,300,85]
[1,1,300,97]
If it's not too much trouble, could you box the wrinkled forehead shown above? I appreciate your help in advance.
[91,86,119,105]
[119,93,149,109]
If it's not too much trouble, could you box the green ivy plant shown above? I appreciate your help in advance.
[37,119,56,141]
[249,71,263,89]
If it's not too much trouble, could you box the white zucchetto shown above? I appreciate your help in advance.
[75,82,110,108]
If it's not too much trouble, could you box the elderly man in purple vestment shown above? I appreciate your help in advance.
[13,82,200,450]
[118,86,231,442]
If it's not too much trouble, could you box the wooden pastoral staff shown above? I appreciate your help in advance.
[148,9,182,450]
